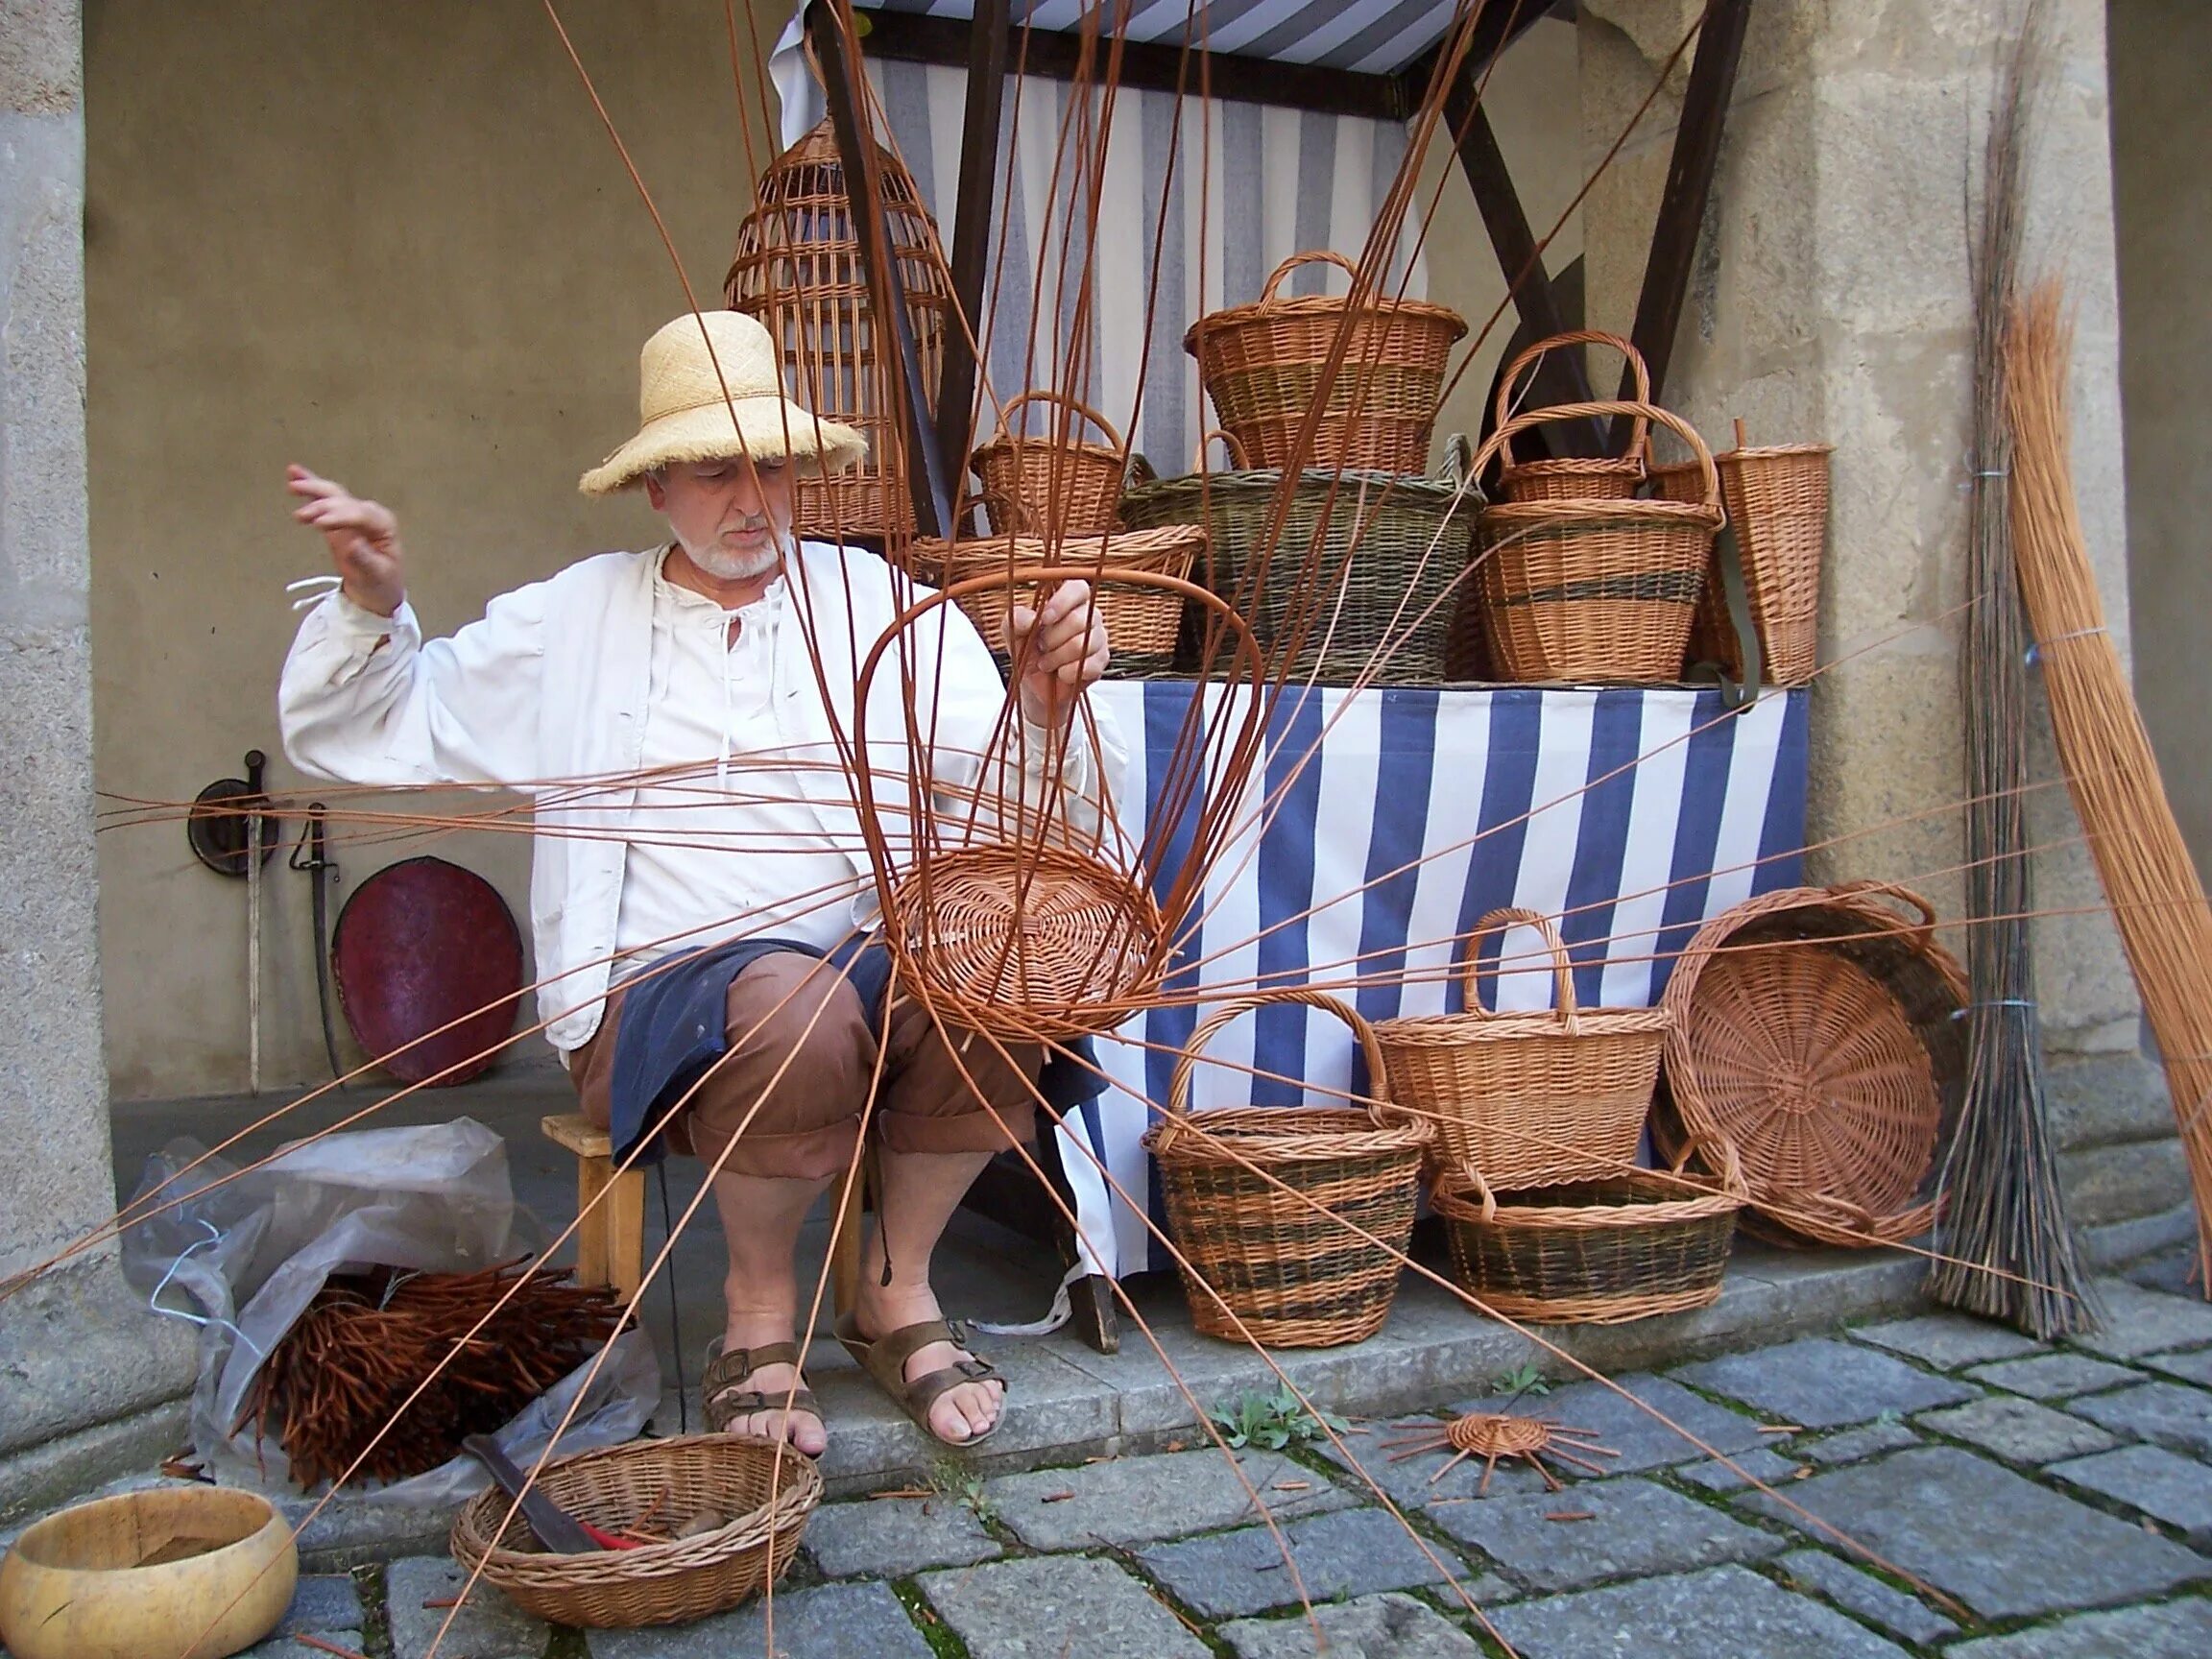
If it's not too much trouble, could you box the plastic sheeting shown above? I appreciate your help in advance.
[121,1118,660,1505]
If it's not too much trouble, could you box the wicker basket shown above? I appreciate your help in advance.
[1470,401,1720,684]
[908,523,1203,657]
[1655,882,1967,1248]
[1186,251,1467,475]
[1493,332,1651,504]
[1431,1142,1744,1325]
[1659,433,1832,685]
[973,393,1134,536]
[449,1434,820,1629]
[1117,439,1478,685]
[1371,907,1670,1189]
[1143,989,1432,1348]
[725,118,952,542]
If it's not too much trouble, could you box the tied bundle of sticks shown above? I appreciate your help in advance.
[1927,0,2096,1337]
[2005,280,2212,1294]
[237,1260,625,1488]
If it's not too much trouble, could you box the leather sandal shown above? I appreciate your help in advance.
[701,1339,822,1447]
[834,1313,1006,1448]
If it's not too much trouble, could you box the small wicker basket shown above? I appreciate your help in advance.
[1655,881,1967,1248]
[1144,989,1431,1348]
[1492,332,1651,504]
[1470,401,1721,684]
[1431,1141,1744,1325]
[448,1434,820,1629]
[1186,251,1467,475]
[908,523,1204,658]
[1371,907,1670,1190]
[972,392,1134,536]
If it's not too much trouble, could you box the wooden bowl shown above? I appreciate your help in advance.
[0,1486,298,1659]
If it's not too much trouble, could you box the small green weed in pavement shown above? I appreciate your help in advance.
[928,1458,998,1525]
[1211,1386,1349,1451]
[1489,1364,1551,1402]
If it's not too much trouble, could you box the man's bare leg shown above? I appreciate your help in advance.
[709,1168,831,1455]
[852,1146,1005,1444]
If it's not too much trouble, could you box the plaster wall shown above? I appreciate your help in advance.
[84,4,1585,1101]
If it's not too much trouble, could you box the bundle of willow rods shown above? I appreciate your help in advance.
[1928,2,2097,1336]
[2005,281,2212,1293]
[238,1260,625,1488]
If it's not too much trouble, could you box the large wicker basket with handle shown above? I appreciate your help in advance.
[1430,1137,1744,1325]
[1655,882,1967,1248]
[1186,251,1467,475]
[1470,401,1720,683]
[1144,989,1431,1348]
[449,1434,820,1628]
[1371,908,1670,1190]
[1492,331,1651,504]
[972,392,1136,536]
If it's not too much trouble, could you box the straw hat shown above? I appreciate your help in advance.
[579,310,866,495]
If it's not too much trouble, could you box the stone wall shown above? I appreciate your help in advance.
[1575,0,2182,1221]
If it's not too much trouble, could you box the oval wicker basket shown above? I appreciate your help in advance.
[1371,907,1670,1190]
[725,118,952,542]
[973,392,1133,536]
[1185,251,1467,475]
[1470,400,1720,684]
[1143,989,1432,1348]
[1117,440,1479,685]
[1493,332,1651,504]
[908,522,1203,658]
[1431,1142,1744,1325]
[1655,882,1967,1248]
[449,1434,820,1629]
[1657,433,1832,686]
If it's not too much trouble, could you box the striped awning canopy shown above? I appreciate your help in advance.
[854,0,1472,76]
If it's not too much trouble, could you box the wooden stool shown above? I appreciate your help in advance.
[540,1113,869,1319]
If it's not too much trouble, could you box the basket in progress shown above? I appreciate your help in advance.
[1492,331,1651,504]
[1117,441,1478,685]
[1144,989,1432,1348]
[1186,251,1466,475]
[1656,882,1967,1248]
[1471,401,1721,683]
[908,522,1203,658]
[449,1434,820,1628]
[724,118,951,542]
[1662,430,1832,685]
[972,392,1134,536]
[1371,907,1670,1189]
[1431,1143,1743,1325]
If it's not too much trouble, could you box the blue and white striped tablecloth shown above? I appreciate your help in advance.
[1057,680,1811,1278]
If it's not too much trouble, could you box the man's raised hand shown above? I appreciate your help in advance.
[287,464,405,617]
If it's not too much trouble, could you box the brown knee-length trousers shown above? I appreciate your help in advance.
[568,951,1042,1179]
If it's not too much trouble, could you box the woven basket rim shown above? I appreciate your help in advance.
[1142,1104,1432,1165]
[1479,497,1723,529]
[1431,1167,1743,1228]
[913,523,1206,569]
[1121,467,1478,514]
[1371,1005,1671,1043]
[1182,292,1469,352]
[450,1433,820,1583]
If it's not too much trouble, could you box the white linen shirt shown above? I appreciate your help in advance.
[277,540,1127,1053]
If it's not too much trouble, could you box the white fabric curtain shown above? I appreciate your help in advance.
[772,15,1431,475]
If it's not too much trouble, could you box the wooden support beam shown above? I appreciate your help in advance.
[1614,0,1754,445]
[809,0,954,539]
[933,0,1008,480]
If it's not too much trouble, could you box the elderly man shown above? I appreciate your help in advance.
[279,310,1121,1454]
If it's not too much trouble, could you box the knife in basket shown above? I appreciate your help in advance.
[461,1434,640,1552]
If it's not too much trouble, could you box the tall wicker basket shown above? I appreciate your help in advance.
[1371,907,1669,1189]
[725,118,954,542]
[1186,252,1466,475]
[972,392,1133,536]
[1143,989,1431,1348]
[1492,331,1651,504]
[1655,882,1966,1248]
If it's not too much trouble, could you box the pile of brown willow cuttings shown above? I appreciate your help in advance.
[236,1260,626,1488]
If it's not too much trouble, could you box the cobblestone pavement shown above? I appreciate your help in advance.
[205,1260,2211,1657]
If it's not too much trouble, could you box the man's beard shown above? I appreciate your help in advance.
[681,525,789,583]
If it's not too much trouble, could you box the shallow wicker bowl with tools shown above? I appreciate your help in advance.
[449,1434,820,1629]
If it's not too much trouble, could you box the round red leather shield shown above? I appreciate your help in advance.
[331,856,524,1086]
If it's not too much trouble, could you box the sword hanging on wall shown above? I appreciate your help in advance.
[290,803,347,1086]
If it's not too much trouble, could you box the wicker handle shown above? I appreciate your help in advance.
[1470,401,1719,515]
[1824,879,1939,946]
[1459,906,1580,1033]
[990,391,1123,453]
[1259,250,1361,304]
[1160,987,1395,1147]
[1666,1132,1748,1199]
[1437,433,1474,493]
[1195,428,1251,470]
[1494,331,1652,464]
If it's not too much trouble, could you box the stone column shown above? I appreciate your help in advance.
[0,0,194,1518]
[1576,0,2183,1222]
